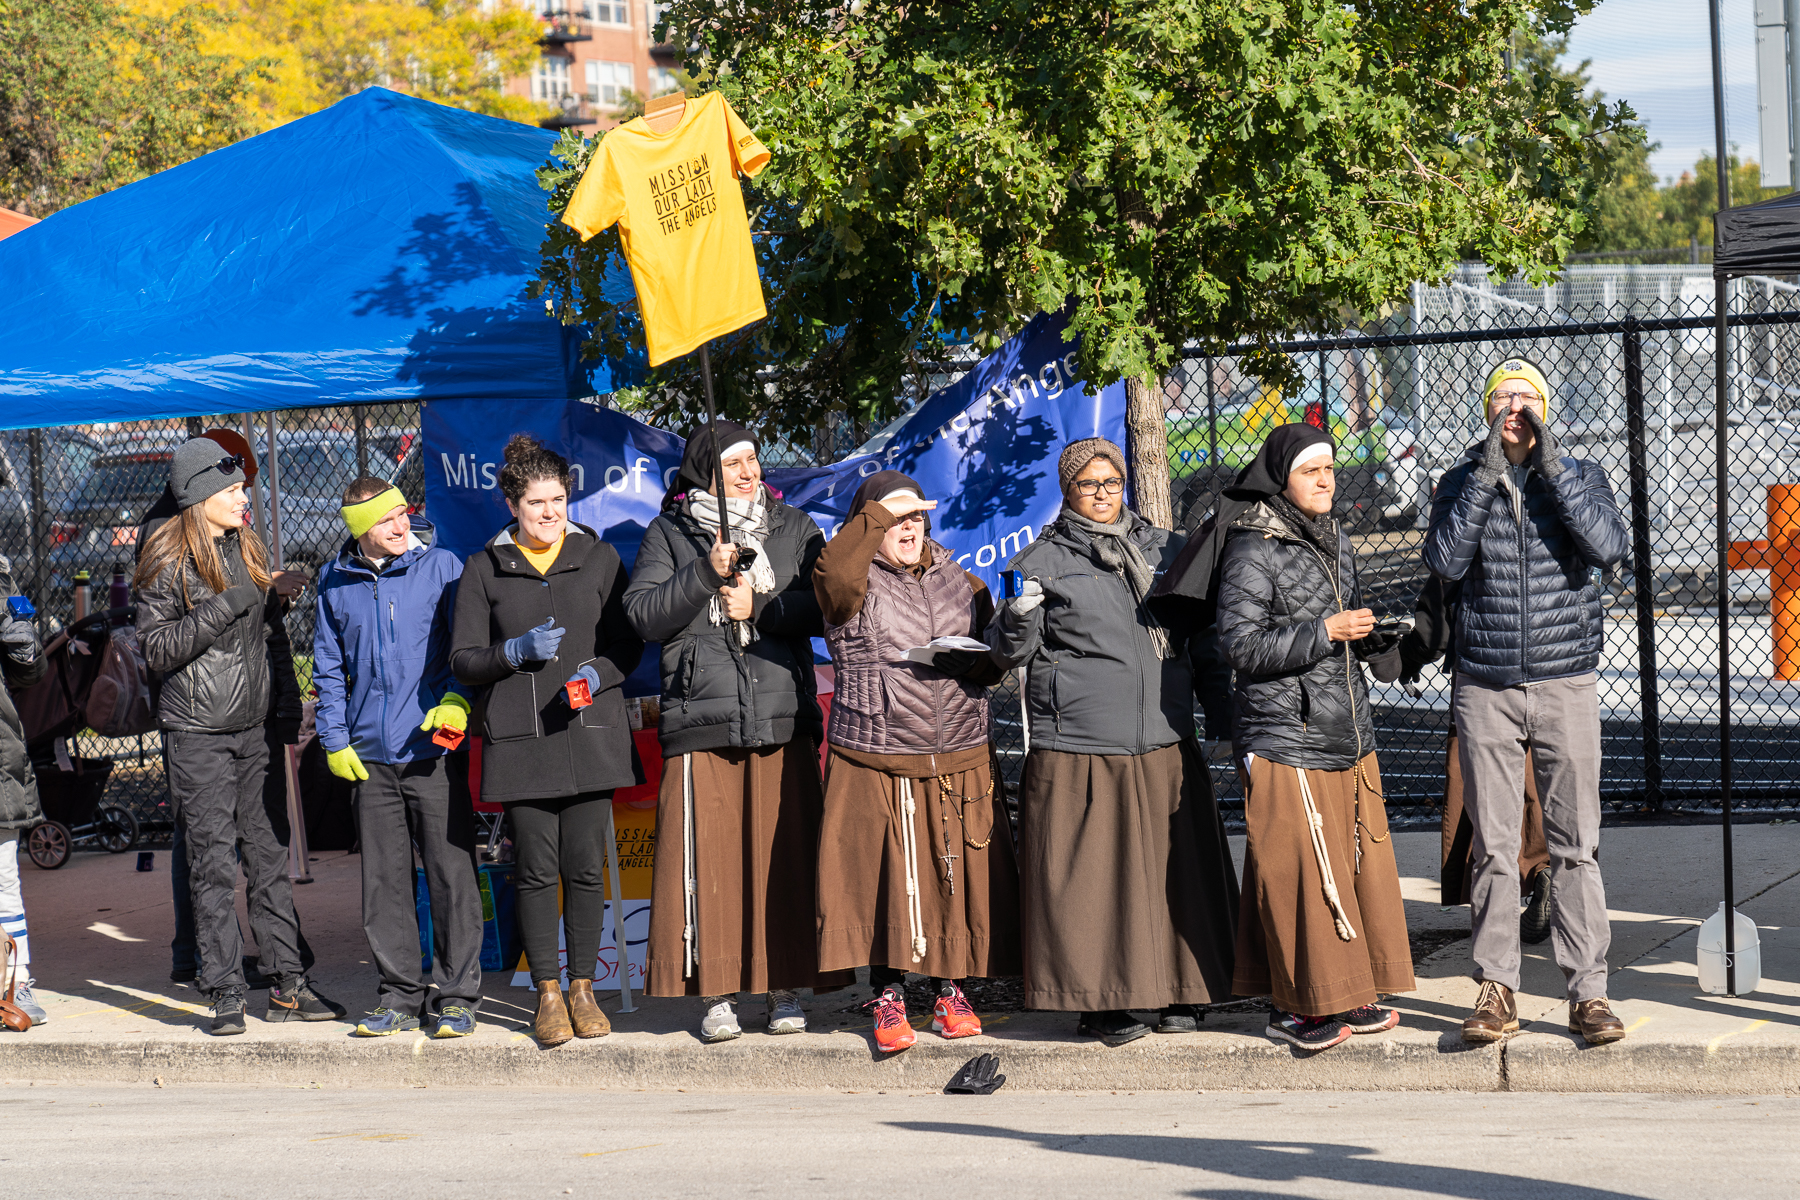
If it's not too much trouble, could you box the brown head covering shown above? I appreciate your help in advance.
[1057,437,1127,495]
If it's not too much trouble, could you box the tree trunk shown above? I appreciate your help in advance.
[1125,372,1174,529]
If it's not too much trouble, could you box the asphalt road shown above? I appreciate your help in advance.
[3,1086,1795,1199]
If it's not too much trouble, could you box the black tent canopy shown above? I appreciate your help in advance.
[1714,189,1800,278]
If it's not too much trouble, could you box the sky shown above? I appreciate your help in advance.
[1562,0,1760,184]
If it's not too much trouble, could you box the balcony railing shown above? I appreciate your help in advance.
[539,16,593,44]
[539,98,600,129]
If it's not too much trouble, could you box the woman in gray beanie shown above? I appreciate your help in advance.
[135,439,342,1036]
[987,438,1238,1047]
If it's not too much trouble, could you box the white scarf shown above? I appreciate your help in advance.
[687,487,776,645]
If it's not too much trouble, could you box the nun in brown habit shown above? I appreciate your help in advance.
[622,421,851,1042]
[812,471,1022,1052]
[1197,423,1416,1050]
[987,439,1239,1047]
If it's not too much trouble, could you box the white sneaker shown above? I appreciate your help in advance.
[700,996,741,1042]
[12,982,46,1025]
[767,989,806,1034]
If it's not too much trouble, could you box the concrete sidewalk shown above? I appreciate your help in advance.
[3,823,1798,1093]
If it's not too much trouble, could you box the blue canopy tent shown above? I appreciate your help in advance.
[0,87,632,428]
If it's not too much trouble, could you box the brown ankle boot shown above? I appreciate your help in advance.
[567,979,612,1039]
[534,980,574,1047]
[1461,980,1518,1044]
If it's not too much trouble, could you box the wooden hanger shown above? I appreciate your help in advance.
[643,92,686,134]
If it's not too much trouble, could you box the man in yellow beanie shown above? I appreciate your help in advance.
[313,476,484,1038]
[1423,355,1632,1048]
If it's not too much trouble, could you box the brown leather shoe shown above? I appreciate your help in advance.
[1461,980,1518,1044]
[1569,998,1626,1045]
[567,979,612,1039]
[533,980,574,1047]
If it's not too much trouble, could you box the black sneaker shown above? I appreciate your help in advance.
[210,987,248,1036]
[266,980,347,1022]
[1155,1004,1202,1034]
[169,965,198,984]
[1520,866,1553,945]
[1337,1003,1400,1034]
[1076,1010,1150,1047]
[1266,1010,1353,1051]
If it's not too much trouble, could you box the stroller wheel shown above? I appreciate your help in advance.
[26,821,71,870]
[96,806,139,854]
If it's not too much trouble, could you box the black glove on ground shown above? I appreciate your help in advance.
[944,1052,1006,1095]
[1519,404,1565,480]
[1471,410,1510,489]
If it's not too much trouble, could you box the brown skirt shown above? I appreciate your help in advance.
[816,748,1023,981]
[1233,752,1416,1015]
[1017,740,1238,1011]
[645,742,854,997]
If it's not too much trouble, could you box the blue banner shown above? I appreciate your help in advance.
[423,312,1127,688]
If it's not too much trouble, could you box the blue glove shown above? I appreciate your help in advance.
[564,664,602,707]
[503,618,566,667]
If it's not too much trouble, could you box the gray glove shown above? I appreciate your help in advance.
[1007,578,1044,616]
[1471,410,1510,489]
[0,613,35,663]
[504,618,566,667]
[1519,405,1565,480]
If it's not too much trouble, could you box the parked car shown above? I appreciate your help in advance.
[42,432,403,615]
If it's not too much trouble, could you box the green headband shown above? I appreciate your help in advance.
[341,487,409,539]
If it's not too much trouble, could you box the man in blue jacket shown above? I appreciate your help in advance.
[1424,358,1631,1048]
[314,477,481,1037]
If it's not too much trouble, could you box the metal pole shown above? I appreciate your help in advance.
[264,414,284,569]
[1204,354,1218,471]
[25,428,45,619]
[1622,325,1664,811]
[697,343,732,552]
[262,413,310,884]
[602,803,636,1013]
[241,414,267,537]
[1709,0,1739,996]
[354,405,370,478]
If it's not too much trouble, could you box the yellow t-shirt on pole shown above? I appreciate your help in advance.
[561,92,771,367]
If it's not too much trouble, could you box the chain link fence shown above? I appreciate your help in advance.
[11,264,1799,843]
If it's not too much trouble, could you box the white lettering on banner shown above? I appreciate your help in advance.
[480,461,497,490]
[858,460,880,478]
[664,465,680,488]
[605,465,628,492]
[956,524,1036,572]
[440,452,467,487]
[1039,360,1064,397]
[569,464,584,492]
[1011,373,1039,408]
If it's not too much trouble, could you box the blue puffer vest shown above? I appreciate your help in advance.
[1422,446,1630,687]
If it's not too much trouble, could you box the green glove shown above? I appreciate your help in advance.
[420,692,471,733]
[326,745,369,782]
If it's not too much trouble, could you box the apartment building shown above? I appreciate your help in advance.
[505,0,681,130]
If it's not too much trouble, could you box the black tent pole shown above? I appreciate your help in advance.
[1708,0,1737,997]
[698,343,733,558]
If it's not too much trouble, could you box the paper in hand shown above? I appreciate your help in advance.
[902,635,989,665]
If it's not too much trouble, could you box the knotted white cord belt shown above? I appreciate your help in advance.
[1295,766,1358,943]
[897,776,927,964]
[681,753,699,978]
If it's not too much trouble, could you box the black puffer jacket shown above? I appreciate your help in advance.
[451,522,645,802]
[622,501,824,757]
[138,530,301,736]
[1423,447,1629,686]
[1216,501,1377,771]
[1,556,47,830]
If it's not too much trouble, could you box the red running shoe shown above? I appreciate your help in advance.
[932,982,982,1039]
[863,985,916,1052]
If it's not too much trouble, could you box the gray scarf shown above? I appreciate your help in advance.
[1060,507,1173,660]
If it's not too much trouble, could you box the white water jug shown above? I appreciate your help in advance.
[1697,903,1761,995]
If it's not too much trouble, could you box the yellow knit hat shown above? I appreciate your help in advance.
[1481,358,1551,419]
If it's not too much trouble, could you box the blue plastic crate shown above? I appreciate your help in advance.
[415,862,520,974]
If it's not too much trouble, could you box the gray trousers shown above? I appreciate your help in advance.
[354,756,483,1015]
[1452,673,1611,1002]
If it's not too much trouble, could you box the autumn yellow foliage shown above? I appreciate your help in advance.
[121,0,551,130]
